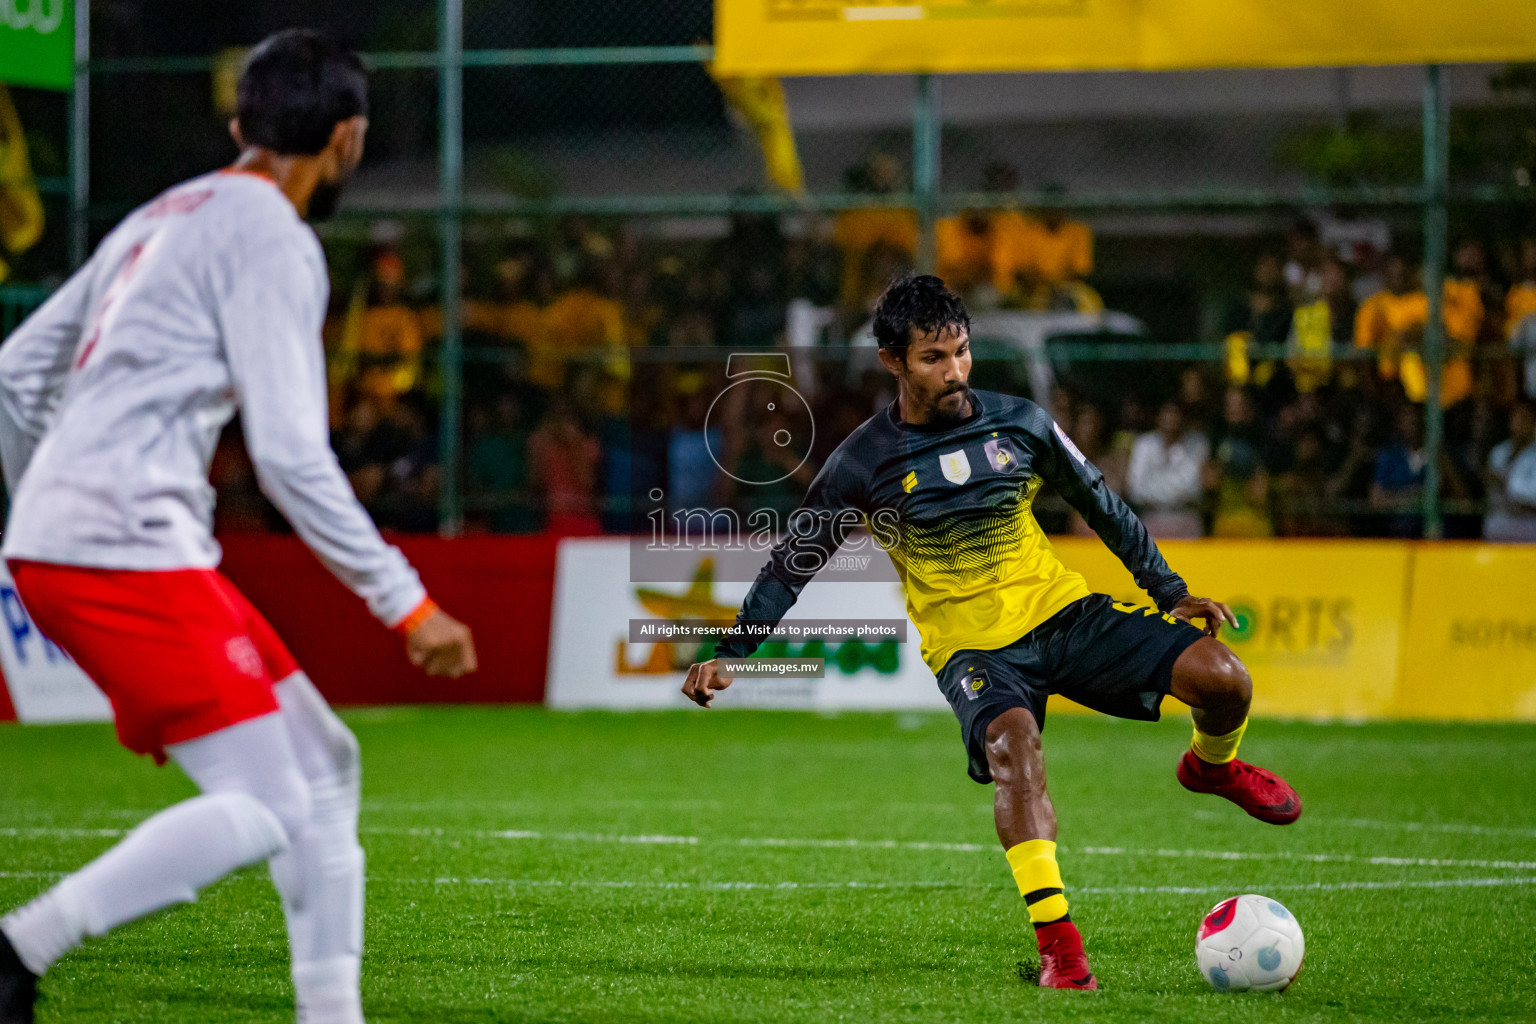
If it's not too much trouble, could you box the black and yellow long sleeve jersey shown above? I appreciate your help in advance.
[713,388,1191,673]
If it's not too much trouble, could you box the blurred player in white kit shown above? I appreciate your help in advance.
[0,30,477,1024]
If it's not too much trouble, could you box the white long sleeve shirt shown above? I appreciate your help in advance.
[1489,439,1536,511]
[0,170,427,628]
[1126,430,1208,512]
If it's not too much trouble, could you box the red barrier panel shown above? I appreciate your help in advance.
[0,662,15,721]
[217,533,560,706]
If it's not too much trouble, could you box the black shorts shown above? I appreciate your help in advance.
[937,593,1205,784]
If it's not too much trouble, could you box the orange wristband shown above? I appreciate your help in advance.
[392,597,439,637]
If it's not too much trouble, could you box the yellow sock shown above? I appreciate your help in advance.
[1005,839,1070,925]
[1191,717,1248,764]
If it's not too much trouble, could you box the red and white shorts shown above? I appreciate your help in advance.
[9,560,298,762]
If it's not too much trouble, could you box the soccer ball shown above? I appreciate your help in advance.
[1196,894,1305,992]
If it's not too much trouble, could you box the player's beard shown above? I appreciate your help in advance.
[926,383,972,427]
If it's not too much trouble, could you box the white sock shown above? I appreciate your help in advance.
[1,889,88,978]
[293,956,365,1024]
[0,790,288,975]
[271,674,367,1024]
[272,775,365,1024]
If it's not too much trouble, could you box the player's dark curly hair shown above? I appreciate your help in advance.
[871,273,971,357]
[237,30,368,156]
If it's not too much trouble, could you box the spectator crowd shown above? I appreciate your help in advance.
[206,156,1536,545]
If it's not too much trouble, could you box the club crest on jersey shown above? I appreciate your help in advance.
[225,637,264,679]
[939,449,971,484]
[984,437,1018,473]
[960,666,989,701]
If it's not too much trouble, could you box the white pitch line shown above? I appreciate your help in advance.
[1075,846,1536,872]
[0,827,129,838]
[1315,816,1536,840]
[362,828,992,853]
[359,798,734,813]
[379,829,1536,871]
[15,804,1534,835]
[1192,809,1536,839]
[7,866,1534,897]
[389,827,699,845]
[400,875,1536,896]
[422,878,968,891]
[734,836,993,853]
[1075,876,1536,896]
[19,806,1532,837]
[8,824,1534,872]
[374,829,985,853]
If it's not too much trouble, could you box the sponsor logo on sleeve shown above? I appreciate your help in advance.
[1053,422,1087,465]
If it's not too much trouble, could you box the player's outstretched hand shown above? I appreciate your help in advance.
[1170,595,1238,638]
[406,607,479,678]
[682,658,735,708]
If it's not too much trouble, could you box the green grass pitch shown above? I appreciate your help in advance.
[3,707,1534,1023]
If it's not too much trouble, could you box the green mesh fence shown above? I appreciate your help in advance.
[2,3,1531,539]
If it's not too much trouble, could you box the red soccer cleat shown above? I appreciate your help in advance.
[1177,750,1302,825]
[1035,920,1098,990]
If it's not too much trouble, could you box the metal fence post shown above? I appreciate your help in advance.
[437,0,464,536]
[69,0,90,268]
[1421,64,1447,540]
[913,74,940,275]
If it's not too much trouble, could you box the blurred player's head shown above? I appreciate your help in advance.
[232,29,368,221]
[874,273,973,427]
[1155,401,1185,442]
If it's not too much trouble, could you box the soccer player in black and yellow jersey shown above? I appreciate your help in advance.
[683,274,1301,991]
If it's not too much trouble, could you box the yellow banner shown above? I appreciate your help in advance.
[716,0,1536,76]
[710,70,806,193]
[1396,546,1536,721]
[1047,539,1410,719]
